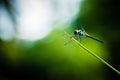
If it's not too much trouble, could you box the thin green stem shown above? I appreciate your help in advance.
[64,31,120,75]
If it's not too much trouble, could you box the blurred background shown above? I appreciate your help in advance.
[0,0,120,80]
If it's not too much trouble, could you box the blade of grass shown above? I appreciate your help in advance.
[64,31,120,75]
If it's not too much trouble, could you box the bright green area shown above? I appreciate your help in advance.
[1,28,110,80]
[1,0,120,80]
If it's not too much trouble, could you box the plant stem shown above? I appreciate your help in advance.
[64,31,120,75]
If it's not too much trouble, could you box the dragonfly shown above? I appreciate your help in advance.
[73,27,104,43]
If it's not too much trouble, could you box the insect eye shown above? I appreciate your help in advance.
[74,30,77,35]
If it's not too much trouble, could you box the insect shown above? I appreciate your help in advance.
[74,27,104,43]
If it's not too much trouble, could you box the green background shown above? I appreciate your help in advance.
[0,0,120,80]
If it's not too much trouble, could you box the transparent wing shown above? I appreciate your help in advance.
[80,26,87,34]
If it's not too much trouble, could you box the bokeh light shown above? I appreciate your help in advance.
[15,0,81,41]
[0,0,120,80]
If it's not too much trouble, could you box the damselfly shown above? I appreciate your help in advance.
[73,27,104,43]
